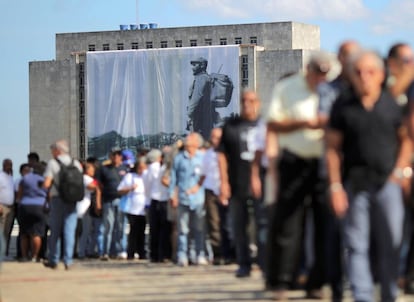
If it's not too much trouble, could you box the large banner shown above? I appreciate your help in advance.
[86,45,240,158]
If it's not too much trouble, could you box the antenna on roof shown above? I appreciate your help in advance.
[136,0,139,26]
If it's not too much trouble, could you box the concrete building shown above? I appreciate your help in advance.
[29,21,321,160]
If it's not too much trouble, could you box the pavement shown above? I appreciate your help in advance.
[1,228,413,302]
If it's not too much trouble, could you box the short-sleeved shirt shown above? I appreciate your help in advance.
[117,172,147,216]
[217,116,260,198]
[329,89,404,188]
[97,164,128,202]
[44,154,83,198]
[267,73,324,158]
[20,173,47,206]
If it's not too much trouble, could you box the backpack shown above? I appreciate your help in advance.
[55,158,84,204]
[210,73,234,108]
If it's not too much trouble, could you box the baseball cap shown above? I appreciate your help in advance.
[308,51,331,74]
[121,149,136,166]
[110,146,122,155]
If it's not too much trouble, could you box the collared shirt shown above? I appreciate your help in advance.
[169,150,205,209]
[0,171,14,206]
[267,73,324,158]
[44,154,83,197]
[146,162,169,201]
[201,147,220,195]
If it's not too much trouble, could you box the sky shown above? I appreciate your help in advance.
[1,0,414,176]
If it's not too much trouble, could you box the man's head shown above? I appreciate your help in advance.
[3,159,12,175]
[306,51,331,91]
[337,40,361,80]
[147,149,162,164]
[27,152,40,167]
[209,128,222,148]
[387,43,414,78]
[349,50,385,98]
[184,132,203,155]
[240,90,260,121]
[109,147,123,167]
[191,57,208,75]
[50,139,69,158]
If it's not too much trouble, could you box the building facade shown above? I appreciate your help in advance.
[30,21,321,160]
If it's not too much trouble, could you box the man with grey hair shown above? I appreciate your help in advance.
[265,51,331,299]
[326,50,411,302]
[169,132,207,266]
[43,139,83,270]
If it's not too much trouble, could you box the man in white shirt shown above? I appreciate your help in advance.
[0,158,14,257]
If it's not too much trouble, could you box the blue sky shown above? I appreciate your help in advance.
[1,0,414,174]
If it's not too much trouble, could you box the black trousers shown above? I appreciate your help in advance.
[149,200,171,262]
[127,214,146,259]
[266,150,328,290]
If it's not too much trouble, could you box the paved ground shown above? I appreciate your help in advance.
[1,229,413,302]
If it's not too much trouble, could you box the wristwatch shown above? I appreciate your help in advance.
[393,167,413,179]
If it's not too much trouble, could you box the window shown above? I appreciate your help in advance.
[205,38,212,46]
[175,40,182,47]
[131,42,139,49]
[160,41,168,48]
[250,36,257,45]
[220,38,227,45]
[234,37,242,45]
[88,44,95,51]
[241,55,248,87]
[117,43,124,50]
[103,43,110,51]
[190,39,197,47]
[146,41,153,49]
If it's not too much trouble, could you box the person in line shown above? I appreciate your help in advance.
[218,90,265,277]
[146,149,172,263]
[169,132,207,267]
[16,163,47,261]
[264,52,331,300]
[43,140,83,270]
[326,50,411,302]
[118,158,148,260]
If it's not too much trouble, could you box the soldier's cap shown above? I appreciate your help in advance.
[308,51,331,74]
[190,57,208,65]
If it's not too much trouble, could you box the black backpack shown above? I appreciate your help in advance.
[55,158,84,204]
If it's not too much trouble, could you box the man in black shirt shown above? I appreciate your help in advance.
[97,148,128,260]
[217,90,265,278]
[326,50,411,302]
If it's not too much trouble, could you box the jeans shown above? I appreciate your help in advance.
[345,181,404,302]
[177,204,205,262]
[229,196,265,271]
[77,213,91,258]
[48,197,78,266]
[98,199,127,256]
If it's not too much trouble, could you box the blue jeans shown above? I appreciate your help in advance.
[345,181,404,302]
[98,199,127,256]
[177,204,205,262]
[48,197,78,266]
[77,213,91,258]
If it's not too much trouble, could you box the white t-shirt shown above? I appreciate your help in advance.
[0,171,14,206]
[146,162,169,201]
[117,172,148,216]
[76,174,95,218]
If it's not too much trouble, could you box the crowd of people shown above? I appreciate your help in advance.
[1,40,414,302]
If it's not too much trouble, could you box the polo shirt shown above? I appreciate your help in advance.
[329,89,404,188]
[267,73,324,159]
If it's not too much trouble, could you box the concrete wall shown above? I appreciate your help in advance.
[56,22,319,60]
[29,59,76,161]
[256,49,304,111]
